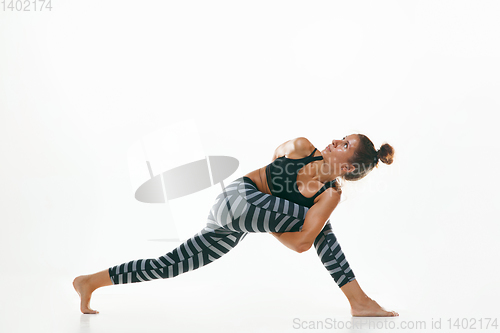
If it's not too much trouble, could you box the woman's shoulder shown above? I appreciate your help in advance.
[273,137,316,160]
[286,137,316,159]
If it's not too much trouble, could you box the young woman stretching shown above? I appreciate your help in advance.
[73,134,398,317]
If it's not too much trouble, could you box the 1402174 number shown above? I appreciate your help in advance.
[2,0,52,11]
[447,318,498,330]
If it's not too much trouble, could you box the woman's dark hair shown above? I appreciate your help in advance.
[343,134,395,181]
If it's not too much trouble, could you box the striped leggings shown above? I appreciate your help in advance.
[109,177,356,288]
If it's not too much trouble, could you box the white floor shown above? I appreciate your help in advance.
[2,231,499,333]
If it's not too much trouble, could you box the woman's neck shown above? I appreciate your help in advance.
[310,160,340,183]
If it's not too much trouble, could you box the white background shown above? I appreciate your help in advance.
[1,1,499,332]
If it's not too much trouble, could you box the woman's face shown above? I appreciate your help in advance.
[320,134,360,175]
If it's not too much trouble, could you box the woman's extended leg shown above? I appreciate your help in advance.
[74,223,247,313]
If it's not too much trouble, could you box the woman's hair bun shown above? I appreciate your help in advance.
[377,143,395,165]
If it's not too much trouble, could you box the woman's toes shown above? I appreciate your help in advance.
[83,308,99,314]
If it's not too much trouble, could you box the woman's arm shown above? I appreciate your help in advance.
[271,189,341,253]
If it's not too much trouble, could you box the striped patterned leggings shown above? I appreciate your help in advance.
[109,177,356,288]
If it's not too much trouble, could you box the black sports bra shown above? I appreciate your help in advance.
[265,148,338,208]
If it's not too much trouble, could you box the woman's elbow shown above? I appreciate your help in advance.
[296,242,312,253]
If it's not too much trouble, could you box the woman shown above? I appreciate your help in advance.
[74,134,398,317]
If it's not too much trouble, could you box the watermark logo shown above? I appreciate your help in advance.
[127,119,239,240]
[269,156,400,199]
[292,317,498,330]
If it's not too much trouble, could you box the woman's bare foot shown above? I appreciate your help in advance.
[73,269,113,314]
[351,296,399,317]
[340,280,398,317]
[73,275,99,314]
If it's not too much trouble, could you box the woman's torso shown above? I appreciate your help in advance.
[243,147,329,207]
